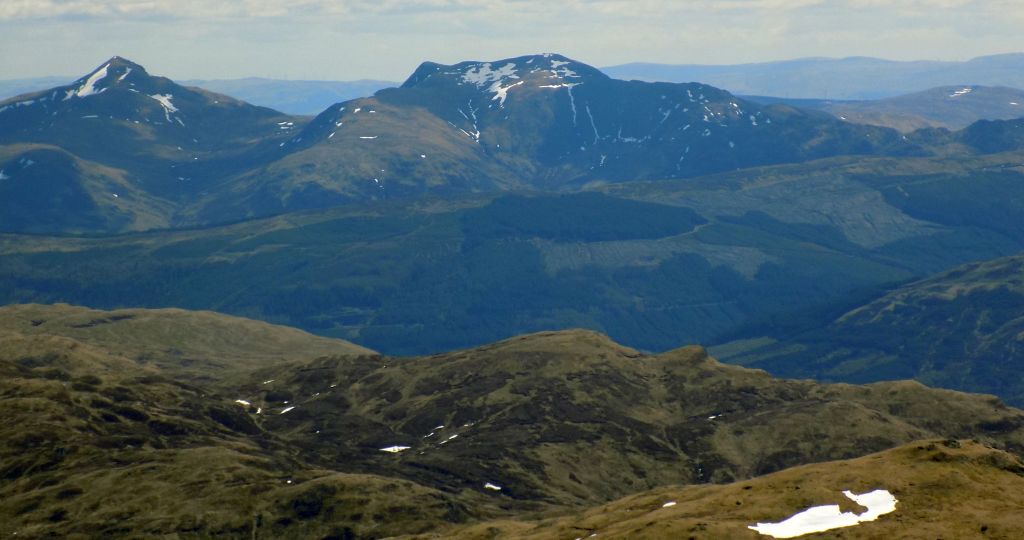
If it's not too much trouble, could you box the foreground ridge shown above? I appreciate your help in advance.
[1,305,1023,538]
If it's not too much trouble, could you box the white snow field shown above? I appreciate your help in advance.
[748,489,898,538]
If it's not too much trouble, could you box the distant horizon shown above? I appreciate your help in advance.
[4,1,1024,81]
[4,50,1024,84]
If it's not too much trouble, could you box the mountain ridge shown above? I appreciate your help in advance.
[3,304,1024,537]
[714,251,1024,406]
[746,84,1024,132]
[0,56,301,234]
[1,54,931,234]
[4,146,1024,363]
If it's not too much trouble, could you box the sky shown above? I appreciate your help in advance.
[2,0,1024,81]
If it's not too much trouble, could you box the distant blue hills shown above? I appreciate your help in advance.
[602,53,1024,100]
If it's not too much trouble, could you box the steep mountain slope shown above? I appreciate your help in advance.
[603,53,1024,99]
[389,55,916,180]
[0,57,297,159]
[0,57,301,233]
[410,440,1024,539]
[3,306,1024,538]
[747,85,1024,132]
[1,54,925,233]
[714,252,1024,406]
[215,53,914,217]
[0,76,396,116]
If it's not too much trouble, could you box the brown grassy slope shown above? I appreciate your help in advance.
[3,308,1024,538]
[0,327,463,539]
[247,329,1024,508]
[0,303,373,385]
[407,439,1024,539]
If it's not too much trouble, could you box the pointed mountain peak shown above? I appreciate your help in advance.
[77,57,147,81]
[65,57,151,100]
[105,56,148,73]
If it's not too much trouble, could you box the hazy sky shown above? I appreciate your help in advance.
[2,0,1023,81]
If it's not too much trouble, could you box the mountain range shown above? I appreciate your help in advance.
[4,51,1024,538]
[3,54,1024,399]
[747,85,1024,132]
[0,54,937,234]
[5,55,1024,235]
[0,76,395,116]
[604,53,1024,99]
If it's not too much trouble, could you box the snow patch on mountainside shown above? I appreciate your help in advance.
[492,80,524,106]
[748,489,898,538]
[462,62,519,87]
[73,64,110,98]
[0,99,38,114]
[149,94,179,123]
[548,59,581,79]
[462,62,525,107]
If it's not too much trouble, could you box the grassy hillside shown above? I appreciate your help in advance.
[0,332,459,539]
[246,329,1024,507]
[0,304,371,385]
[2,305,1024,538]
[408,440,1024,539]
[715,252,1024,406]
[3,150,1024,360]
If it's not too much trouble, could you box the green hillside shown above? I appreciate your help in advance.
[4,148,1023,359]
[715,252,1024,406]
[3,305,1023,538]
[410,440,1024,539]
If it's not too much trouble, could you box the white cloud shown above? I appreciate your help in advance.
[0,0,1022,80]
[0,0,328,19]
[0,0,890,20]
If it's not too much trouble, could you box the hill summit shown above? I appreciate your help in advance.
[2,305,1024,537]
[0,56,297,233]
[0,53,947,234]
[264,52,918,208]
